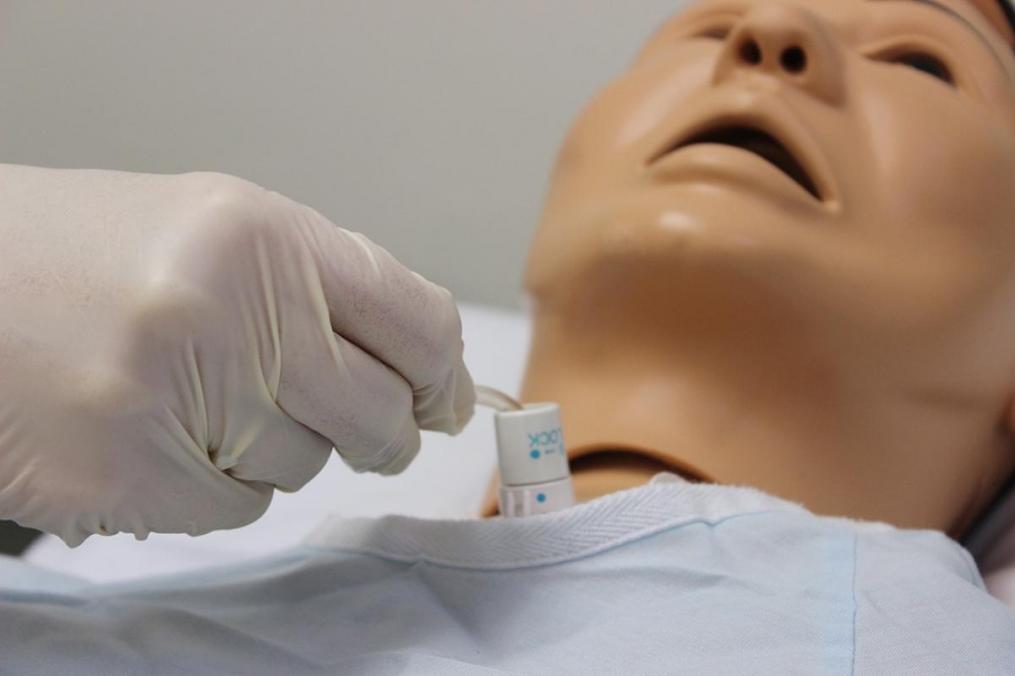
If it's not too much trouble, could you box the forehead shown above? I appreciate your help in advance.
[892,0,1015,44]
[682,0,1011,45]
[950,0,1015,44]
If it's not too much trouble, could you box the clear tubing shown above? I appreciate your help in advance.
[475,385,524,413]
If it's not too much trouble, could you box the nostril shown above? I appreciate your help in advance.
[739,39,762,66]
[780,46,807,73]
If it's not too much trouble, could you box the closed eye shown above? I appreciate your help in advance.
[693,25,733,40]
[891,52,954,84]
[869,47,956,86]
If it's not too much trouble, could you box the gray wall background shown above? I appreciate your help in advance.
[0,1,686,308]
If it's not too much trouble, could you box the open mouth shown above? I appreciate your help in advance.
[652,124,823,202]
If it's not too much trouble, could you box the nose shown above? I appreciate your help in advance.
[713,3,845,105]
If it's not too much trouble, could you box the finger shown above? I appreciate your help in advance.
[9,402,277,545]
[412,350,476,435]
[275,317,422,476]
[217,406,334,493]
[289,206,475,434]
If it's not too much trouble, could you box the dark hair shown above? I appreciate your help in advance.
[999,0,1015,39]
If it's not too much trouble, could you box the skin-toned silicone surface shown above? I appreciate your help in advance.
[487,0,1015,536]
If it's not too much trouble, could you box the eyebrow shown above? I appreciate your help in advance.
[869,0,1006,62]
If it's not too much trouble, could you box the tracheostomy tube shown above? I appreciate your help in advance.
[475,385,575,517]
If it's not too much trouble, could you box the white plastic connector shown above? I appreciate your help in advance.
[493,404,576,520]
[475,385,575,517]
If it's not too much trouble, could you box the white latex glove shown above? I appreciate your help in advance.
[0,165,475,546]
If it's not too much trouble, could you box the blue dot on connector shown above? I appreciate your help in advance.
[537,493,547,503]
[530,450,541,459]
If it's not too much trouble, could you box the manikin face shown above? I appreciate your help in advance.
[531,0,1015,316]
[523,0,1015,522]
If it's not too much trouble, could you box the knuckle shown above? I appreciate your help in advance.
[121,285,223,373]
[127,282,215,340]
[185,172,277,245]
[188,171,263,208]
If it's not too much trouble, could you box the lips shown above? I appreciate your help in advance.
[648,115,830,204]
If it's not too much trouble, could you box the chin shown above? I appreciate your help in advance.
[620,200,805,263]
[530,200,842,336]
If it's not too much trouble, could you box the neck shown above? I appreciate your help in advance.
[521,305,1011,536]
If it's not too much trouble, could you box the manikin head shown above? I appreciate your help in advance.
[520,0,1015,534]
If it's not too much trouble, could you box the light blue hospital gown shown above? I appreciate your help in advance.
[1,473,1013,675]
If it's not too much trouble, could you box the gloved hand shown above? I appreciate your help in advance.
[0,164,475,546]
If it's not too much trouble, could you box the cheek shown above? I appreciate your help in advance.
[853,73,1015,333]
[557,42,720,170]
[861,80,1015,237]
[822,84,1015,368]
[528,45,719,294]
[612,42,721,148]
